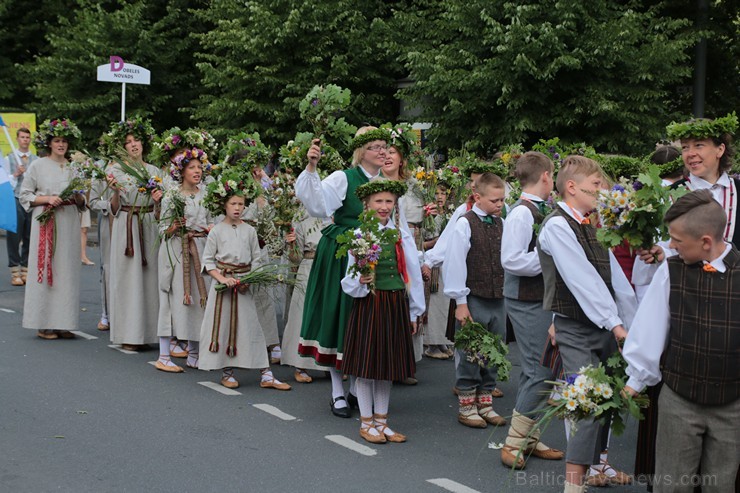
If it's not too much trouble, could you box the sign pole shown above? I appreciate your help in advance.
[121,83,126,121]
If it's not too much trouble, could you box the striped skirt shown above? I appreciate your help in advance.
[342,290,416,380]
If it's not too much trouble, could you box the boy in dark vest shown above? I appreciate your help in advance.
[443,172,508,428]
[500,151,563,467]
[537,156,637,493]
[623,189,739,492]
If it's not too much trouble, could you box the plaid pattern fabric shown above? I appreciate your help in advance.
[539,206,613,329]
[664,249,740,406]
[464,210,504,299]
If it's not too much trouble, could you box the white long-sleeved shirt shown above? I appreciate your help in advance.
[423,201,470,269]
[624,243,732,392]
[340,222,425,320]
[538,202,637,331]
[442,204,504,305]
[501,192,544,277]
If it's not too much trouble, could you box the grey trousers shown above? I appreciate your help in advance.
[455,295,505,392]
[553,315,617,465]
[506,298,554,416]
[654,385,740,493]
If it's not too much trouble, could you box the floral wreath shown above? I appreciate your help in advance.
[202,168,262,216]
[219,132,272,172]
[170,147,212,182]
[150,127,217,168]
[98,116,155,157]
[463,158,508,179]
[380,123,418,160]
[356,178,408,200]
[657,156,685,178]
[34,118,82,150]
[597,154,647,180]
[351,128,391,151]
[666,112,738,141]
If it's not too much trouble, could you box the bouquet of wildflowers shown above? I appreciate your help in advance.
[453,319,512,381]
[36,177,87,225]
[69,152,107,182]
[411,164,439,237]
[596,165,686,251]
[335,210,399,293]
[112,151,163,195]
[298,84,356,146]
[267,172,301,234]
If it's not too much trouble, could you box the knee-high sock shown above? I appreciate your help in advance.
[187,341,199,366]
[329,368,346,401]
[349,375,357,396]
[355,377,375,417]
[373,380,392,415]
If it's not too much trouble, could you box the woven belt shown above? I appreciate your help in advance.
[37,200,77,286]
[303,251,316,260]
[179,230,209,307]
[210,261,251,357]
[121,205,154,266]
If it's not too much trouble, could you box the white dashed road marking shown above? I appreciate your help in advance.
[198,381,242,396]
[427,479,481,493]
[108,344,137,355]
[253,403,296,421]
[324,435,378,456]
[70,331,98,340]
[0,308,15,313]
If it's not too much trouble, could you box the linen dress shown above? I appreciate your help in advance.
[422,214,453,346]
[280,212,330,370]
[157,187,212,340]
[198,221,269,371]
[19,158,82,331]
[89,167,115,322]
[108,163,161,345]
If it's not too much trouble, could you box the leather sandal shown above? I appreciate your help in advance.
[359,417,386,444]
[260,373,291,391]
[374,414,406,443]
[501,444,527,469]
[37,330,58,340]
[155,359,184,373]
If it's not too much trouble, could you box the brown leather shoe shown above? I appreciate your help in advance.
[458,413,487,428]
[37,330,58,340]
[526,446,564,460]
[294,370,313,383]
[57,331,76,339]
[170,345,188,358]
[97,320,109,331]
[501,445,526,469]
[492,388,504,398]
[480,412,507,426]
[154,360,184,373]
[11,274,24,286]
[359,427,387,444]
[586,473,610,487]
[260,376,291,391]
[220,377,240,389]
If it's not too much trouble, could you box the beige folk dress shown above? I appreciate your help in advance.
[19,158,83,331]
[198,221,269,371]
[157,187,213,341]
[280,212,331,370]
[108,163,161,345]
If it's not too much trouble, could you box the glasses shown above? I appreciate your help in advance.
[366,144,389,152]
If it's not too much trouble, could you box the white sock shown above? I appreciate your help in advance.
[349,375,357,396]
[261,369,284,384]
[270,345,282,359]
[159,337,171,357]
[222,368,237,383]
[356,378,375,418]
[564,418,571,441]
[373,380,394,436]
[329,368,347,407]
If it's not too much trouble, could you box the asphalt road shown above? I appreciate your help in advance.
[0,238,650,493]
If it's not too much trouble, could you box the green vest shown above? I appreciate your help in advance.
[375,237,405,291]
[333,167,370,228]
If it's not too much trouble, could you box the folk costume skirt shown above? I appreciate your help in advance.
[297,226,354,368]
[342,289,416,381]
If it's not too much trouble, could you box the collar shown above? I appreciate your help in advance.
[556,201,590,223]
[689,172,731,190]
[703,243,733,273]
[520,191,543,203]
[471,204,488,218]
[358,165,380,179]
[16,151,28,158]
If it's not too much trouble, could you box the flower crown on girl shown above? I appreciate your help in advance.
[169,147,212,182]
[98,116,155,157]
[219,131,272,172]
[356,177,408,201]
[202,168,262,215]
[34,118,82,150]
[666,112,738,141]
[151,127,217,168]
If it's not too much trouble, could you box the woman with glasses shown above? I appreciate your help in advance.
[294,126,391,417]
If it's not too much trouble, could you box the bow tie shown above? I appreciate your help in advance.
[534,201,547,215]
[481,214,496,225]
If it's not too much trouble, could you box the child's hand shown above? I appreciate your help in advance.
[359,274,374,285]
[612,325,628,345]
[621,385,638,398]
[455,304,472,324]
[424,203,438,216]
[636,245,664,264]
[221,277,238,288]
[285,230,297,243]
[410,320,418,335]
[151,189,163,203]
[421,264,432,281]
[307,139,322,168]
[548,323,557,346]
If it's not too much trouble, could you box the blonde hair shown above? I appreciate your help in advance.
[474,172,506,195]
[515,151,554,187]
[556,155,604,195]
[352,126,379,167]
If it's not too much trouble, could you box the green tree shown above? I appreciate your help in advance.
[396,0,699,154]
[20,0,208,146]
[194,0,405,148]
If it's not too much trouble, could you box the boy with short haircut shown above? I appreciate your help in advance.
[500,151,563,468]
[444,172,508,428]
[623,190,739,493]
[537,156,637,493]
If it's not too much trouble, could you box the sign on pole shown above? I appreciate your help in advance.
[96,56,151,121]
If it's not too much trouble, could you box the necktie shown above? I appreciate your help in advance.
[536,201,547,215]
[20,154,28,165]
[481,215,494,225]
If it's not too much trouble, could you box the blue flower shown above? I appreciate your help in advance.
[632,180,643,191]
[566,374,577,385]
[612,184,625,192]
